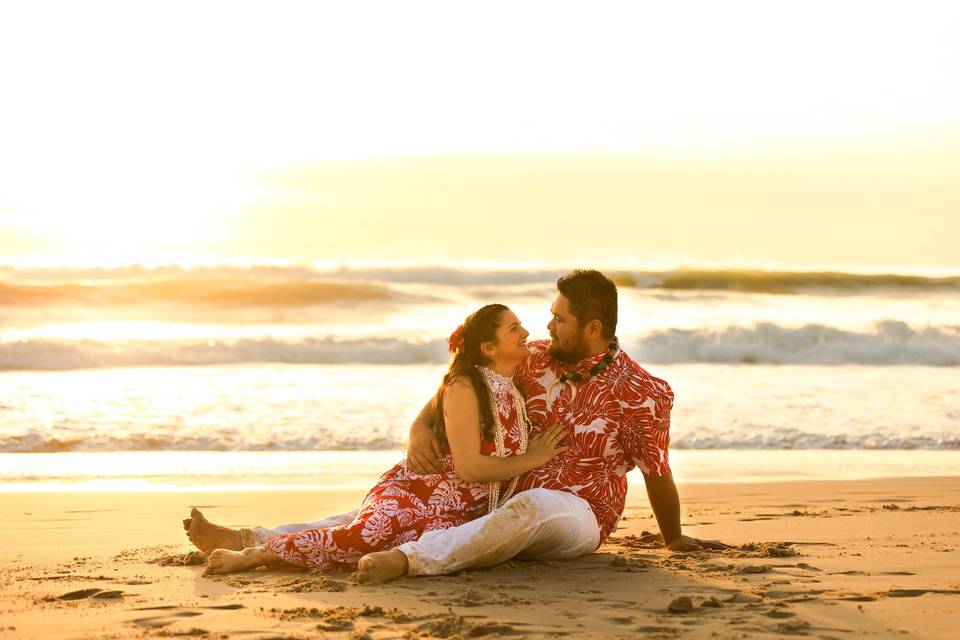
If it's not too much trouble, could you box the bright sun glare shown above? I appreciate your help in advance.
[1,1,958,267]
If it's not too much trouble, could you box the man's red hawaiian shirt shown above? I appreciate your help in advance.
[514,339,674,543]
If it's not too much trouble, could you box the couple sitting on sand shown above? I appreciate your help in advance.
[184,269,726,581]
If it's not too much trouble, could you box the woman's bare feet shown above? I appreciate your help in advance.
[355,549,409,583]
[183,508,244,554]
[203,546,275,576]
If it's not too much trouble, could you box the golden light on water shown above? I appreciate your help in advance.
[2,321,320,342]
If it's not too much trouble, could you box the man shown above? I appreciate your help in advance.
[354,269,724,582]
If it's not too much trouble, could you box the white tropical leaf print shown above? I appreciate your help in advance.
[427,480,466,512]
[360,511,394,545]
[371,498,400,518]
[393,529,420,545]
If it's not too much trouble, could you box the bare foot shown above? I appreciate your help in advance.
[203,549,251,575]
[355,549,409,583]
[185,508,243,554]
[203,546,277,576]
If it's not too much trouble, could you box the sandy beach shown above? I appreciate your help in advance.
[1,475,958,639]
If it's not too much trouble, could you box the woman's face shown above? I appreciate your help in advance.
[488,309,530,365]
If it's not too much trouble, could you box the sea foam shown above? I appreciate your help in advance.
[2,321,957,370]
[3,426,957,453]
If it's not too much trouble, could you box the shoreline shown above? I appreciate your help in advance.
[3,449,960,493]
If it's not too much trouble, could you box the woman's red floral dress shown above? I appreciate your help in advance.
[263,367,526,572]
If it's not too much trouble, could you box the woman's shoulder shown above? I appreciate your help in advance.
[442,376,480,404]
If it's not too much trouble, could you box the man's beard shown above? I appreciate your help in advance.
[548,332,589,364]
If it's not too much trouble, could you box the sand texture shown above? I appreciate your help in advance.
[1,476,958,639]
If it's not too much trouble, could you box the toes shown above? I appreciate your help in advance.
[182,518,191,530]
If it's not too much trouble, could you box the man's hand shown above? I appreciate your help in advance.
[406,423,444,474]
[643,471,729,552]
[665,534,729,552]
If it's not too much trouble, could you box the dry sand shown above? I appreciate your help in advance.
[1,476,958,639]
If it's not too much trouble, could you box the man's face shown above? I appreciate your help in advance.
[547,293,588,363]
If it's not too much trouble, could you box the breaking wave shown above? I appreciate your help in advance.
[670,428,960,450]
[1,321,957,370]
[2,264,958,298]
[2,427,956,453]
[635,321,960,366]
[633,269,960,294]
[0,336,450,370]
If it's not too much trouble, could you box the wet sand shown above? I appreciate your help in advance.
[1,476,958,639]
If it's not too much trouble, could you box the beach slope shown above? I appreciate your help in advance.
[1,476,958,639]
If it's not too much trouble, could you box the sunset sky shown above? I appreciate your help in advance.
[1,1,958,270]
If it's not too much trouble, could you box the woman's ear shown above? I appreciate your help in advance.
[480,340,497,359]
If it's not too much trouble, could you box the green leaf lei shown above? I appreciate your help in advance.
[557,337,620,385]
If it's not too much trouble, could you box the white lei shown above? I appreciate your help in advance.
[478,366,531,514]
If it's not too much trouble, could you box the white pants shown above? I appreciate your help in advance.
[396,488,600,576]
[247,509,360,546]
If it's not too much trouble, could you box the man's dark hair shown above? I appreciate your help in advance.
[556,270,618,339]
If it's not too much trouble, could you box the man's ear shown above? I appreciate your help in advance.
[585,319,603,339]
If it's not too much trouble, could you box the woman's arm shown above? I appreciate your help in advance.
[443,380,567,483]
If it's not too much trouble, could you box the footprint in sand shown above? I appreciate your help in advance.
[128,604,244,629]
[414,613,524,638]
[725,592,763,604]
[774,620,812,635]
[636,625,682,633]
[154,551,206,566]
[130,610,204,628]
[830,570,869,576]
[53,588,125,601]
[55,588,103,601]
[735,565,773,574]
[883,589,960,598]
[763,609,797,619]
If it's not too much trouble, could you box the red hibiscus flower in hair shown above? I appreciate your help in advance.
[448,324,465,354]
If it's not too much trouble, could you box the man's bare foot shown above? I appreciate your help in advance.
[185,508,243,554]
[355,549,409,583]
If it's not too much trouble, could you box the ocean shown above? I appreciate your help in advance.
[2,263,958,490]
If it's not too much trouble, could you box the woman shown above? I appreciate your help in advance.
[202,304,567,575]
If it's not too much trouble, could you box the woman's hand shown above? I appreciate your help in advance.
[525,424,569,466]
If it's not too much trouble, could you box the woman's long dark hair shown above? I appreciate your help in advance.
[431,303,508,449]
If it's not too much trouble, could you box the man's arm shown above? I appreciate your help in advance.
[643,470,728,551]
[405,399,444,474]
